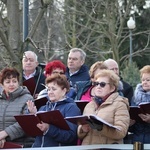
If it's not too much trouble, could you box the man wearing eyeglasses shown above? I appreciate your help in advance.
[66,48,90,87]
[104,58,133,106]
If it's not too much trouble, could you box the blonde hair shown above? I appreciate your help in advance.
[140,65,150,77]
[94,70,119,91]
[89,61,108,79]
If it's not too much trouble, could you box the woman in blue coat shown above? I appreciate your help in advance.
[27,74,81,147]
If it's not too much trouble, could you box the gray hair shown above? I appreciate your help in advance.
[104,58,118,65]
[70,48,86,61]
[23,51,38,61]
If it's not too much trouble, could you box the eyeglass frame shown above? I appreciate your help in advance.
[93,81,111,88]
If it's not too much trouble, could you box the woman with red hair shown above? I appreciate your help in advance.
[38,60,76,100]
[44,60,66,77]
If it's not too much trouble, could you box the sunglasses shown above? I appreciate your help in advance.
[93,82,110,88]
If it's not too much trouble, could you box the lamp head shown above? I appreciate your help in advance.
[127,17,136,29]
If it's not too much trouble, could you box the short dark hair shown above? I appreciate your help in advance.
[0,68,20,84]
[46,74,70,93]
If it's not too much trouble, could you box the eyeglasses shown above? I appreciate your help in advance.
[52,71,64,75]
[93,82,110,88]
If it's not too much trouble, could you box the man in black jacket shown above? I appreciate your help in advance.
[104,58,134,144]
[22,51,45,98]
[104,58,133,105]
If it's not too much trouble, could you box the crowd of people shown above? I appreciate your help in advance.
[0,48,150,148]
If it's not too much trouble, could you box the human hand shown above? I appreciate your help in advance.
[34,93,39,99]
[139,113,150,123]
[37,122,50,132]
[87,119,103,131]
[0,131,8,140]
[0,139,6,148]
[26,100,37,114]
[81,124,91,133]
[130,119,136,126]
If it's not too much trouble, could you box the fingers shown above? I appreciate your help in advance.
[130,119,136,126]
[27,101,37,114]
[81,124,90,133]
[27,100,34,107]
[139,114,150,123]
[0,140,5,148]
[37,123,49,132]
[37,124,42,131]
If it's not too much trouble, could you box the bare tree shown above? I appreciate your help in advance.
[0,0,53,71]
[0,0,149,71]
[63,0,150,67]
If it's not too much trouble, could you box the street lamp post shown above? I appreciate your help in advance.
[127,17,136,64]
[23,0,29,42]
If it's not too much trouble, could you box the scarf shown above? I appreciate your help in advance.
[133,83,150,105]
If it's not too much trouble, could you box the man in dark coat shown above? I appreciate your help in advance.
[104,58,133,105]
[22,51,45,98]
[66,48,90,87]
[104,58,134,144]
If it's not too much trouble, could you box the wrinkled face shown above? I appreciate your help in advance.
[67,52,84,73]
[94,76,115,98]
[22,52,38,74]
[47,82,66,102]
[141,73,150,92]
[106,62,119,76]
[2,77,19,94]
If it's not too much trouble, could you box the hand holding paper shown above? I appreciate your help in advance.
[37,122,50,132]
[86,118,103,131]
[81,124,91,133]
[15,110,70,137]
[129,102,150,123]
[65,114,120,130]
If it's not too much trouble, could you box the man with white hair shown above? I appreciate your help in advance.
[104,58,133,105]
[22,51,45,98]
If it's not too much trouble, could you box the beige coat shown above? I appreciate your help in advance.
[78,92,130,145]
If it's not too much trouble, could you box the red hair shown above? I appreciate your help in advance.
[44,60,66,76]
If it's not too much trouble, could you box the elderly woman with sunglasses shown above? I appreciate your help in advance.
[75,61,108,101]
[77,70,130,145]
